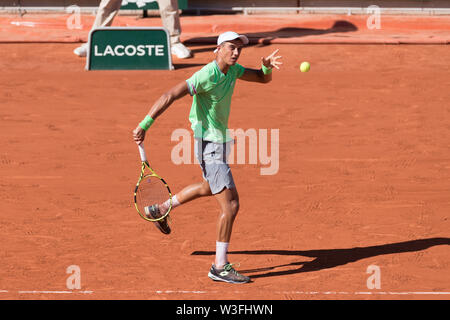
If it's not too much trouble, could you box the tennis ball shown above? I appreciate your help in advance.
[300,61,310,72]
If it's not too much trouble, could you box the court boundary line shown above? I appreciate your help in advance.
[1,289,450,295]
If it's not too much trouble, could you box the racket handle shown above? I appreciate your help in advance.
[138,143,147,162]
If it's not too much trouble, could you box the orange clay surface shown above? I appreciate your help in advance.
[0,13,449,44]
[0,20,450,300]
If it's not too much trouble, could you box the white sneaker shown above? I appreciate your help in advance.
[171,42,192,59]
[73,43,88,57]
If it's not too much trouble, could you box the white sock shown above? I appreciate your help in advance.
[163,194,180,209]
[215,241,229,269]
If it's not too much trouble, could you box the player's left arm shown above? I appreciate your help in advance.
[239,49,282,83]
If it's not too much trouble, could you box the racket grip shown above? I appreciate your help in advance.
[138,144,147,162]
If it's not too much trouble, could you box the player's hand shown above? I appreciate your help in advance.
[262,49,282,70]
[133,125,146,145]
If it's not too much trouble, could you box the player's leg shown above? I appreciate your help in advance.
[214,187,239,270]
[145,178,212,235]
[214,187,239,246]
[145,139,212,234]
[154,179,212,217]
[170,179,212,206]
[177,180,213,201]
[200,140,249,283]
[208,186,250,284]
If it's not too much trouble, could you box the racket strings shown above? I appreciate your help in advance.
[136,175,170,217]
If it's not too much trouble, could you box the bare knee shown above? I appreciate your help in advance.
[230,199,240,217]
[215,187,239,219]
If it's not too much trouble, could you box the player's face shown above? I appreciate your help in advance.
[218,40,244,65]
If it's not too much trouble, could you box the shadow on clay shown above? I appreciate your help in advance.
[191,237,450,279]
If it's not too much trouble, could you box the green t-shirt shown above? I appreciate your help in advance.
[186,60,245,143]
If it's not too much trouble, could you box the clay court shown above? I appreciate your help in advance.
[0,13,450,300]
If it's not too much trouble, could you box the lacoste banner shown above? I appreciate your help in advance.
[120,0,188,10]
[86,27,173,70]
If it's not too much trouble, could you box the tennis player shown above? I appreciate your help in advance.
[133,31,282,284]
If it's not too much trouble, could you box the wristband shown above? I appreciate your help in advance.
[139,115,154,131]
[261,64,272,75]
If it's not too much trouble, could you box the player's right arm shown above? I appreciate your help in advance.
[147,81,190,120]
[133,81,189,144]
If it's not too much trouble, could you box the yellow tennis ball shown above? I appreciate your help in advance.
[300,61,310,72]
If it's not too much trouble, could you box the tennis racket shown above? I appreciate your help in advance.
[134,143,172,222]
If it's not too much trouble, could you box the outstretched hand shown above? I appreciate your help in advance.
[262,49,282,70]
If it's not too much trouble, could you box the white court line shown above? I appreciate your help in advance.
[154,290,211,294]
[4,176,63,179]
[277,291,450,295]
[2,290,207,295]
[113,290,214,294]
[10,21,37,27]
[17,291,93,294]
[1,290,450,295]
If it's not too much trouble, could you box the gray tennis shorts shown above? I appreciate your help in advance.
[195,139,236,194]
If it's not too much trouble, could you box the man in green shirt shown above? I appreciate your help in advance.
[133,31,282,284]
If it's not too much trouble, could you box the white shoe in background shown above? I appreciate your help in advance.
[74,42,192,59]
[73,43,88,57]
[171,42,192,59]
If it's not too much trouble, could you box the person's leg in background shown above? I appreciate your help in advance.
[158,0,193,59]
[73,0,122,57]
[74,0,192,59]
[91,0,123,29]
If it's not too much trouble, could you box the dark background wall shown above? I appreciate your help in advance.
[1,1,449,11]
